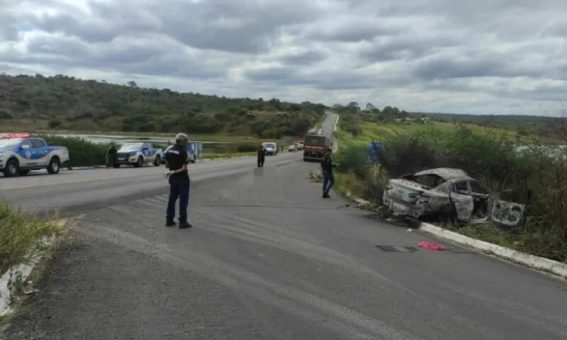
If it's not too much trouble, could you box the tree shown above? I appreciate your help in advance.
[127,81,138,88]
[347,101,360,113]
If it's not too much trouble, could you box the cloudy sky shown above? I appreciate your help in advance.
[1,0,566,115]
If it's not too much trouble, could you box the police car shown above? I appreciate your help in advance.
[0,133,70,177]
[114,142,163,167]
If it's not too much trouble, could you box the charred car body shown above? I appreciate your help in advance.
[380,168,525,227]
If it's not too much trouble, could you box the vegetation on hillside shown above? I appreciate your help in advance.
[0,74,326,138]
[333,101,567,143]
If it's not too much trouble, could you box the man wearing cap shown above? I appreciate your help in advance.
[165,133,192,229]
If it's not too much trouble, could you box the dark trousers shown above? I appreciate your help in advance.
[322,171,334,194]
[258,158,265,167]
[167,176,190,223]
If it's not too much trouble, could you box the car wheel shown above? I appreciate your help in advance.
[154,155,161,166]
[18,169,30,176]
[3,159,20,177]
[377,205,392,219]
[135,156,143,168]
[47,157,61,174]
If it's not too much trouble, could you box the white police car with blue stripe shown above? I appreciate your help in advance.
[0,135,70,177]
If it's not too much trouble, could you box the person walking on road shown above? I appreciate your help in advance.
[321,150,335,198]
[165,133,192,229]
[257,145,266,167]
[106,144,117,167]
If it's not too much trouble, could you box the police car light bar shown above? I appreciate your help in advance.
[0,133,31,139]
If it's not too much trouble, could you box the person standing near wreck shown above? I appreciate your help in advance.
[321,150,335,198]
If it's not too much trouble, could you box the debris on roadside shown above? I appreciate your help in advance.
[418,241,447,251]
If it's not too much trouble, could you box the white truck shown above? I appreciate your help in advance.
[0,135,70,177]
[262,142,278,156]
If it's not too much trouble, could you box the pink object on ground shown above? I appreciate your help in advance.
[418,241,447,251]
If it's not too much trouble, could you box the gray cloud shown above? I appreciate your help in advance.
[0,0,566,115]
[413,56,505,80]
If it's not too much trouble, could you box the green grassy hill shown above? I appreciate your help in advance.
[0,74,326,138]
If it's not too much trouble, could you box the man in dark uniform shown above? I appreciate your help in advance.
[106,144,117,167]
[165,133,191,228]
[321,150,335,198]
[257,145,266,167]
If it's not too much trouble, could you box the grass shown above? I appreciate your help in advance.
[339,120,555,146]
[0,201,63,275]
[334,172,365,198]
[444,223,519,249]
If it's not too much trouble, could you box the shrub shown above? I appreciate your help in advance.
[236,143,258,152]
[335,143,370,179]
[48,118,62,129]
[41,135,111,167]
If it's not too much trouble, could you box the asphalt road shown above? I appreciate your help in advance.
[2,115,567,339]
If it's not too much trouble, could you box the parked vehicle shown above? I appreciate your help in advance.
[0,134,70,177]
[380,168,526,227]
[296,141,305,151]
[288,144,297,152]
[186,141,202,163]
[262,142,278,156]
[162,140,203,164]
[114,142,163,168]
[303,135,331,161]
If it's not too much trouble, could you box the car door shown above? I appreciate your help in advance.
[31,139,49,165]
[490,200,526,227]
[448,180,474,222]
[16,139,33,166]
[142,143,152,158]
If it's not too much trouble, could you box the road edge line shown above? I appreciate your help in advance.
[419,222,567,280]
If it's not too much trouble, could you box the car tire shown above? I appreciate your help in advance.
[154,155,161,166]
[3,159,20,177]
[135,156,143,168]
[377,205,392,219]
[47,157,61,174]
[18,169,30,176]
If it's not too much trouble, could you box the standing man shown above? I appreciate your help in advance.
[257,145,266,167]
[106,144,117,167]
[321,150,335,198]
[165,133,192,229]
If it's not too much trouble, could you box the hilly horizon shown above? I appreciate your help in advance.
[0,73,326,138]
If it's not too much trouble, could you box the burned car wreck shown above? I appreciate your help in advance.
[380,168,525,227]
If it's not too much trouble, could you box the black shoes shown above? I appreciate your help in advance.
[166,221,192,229]
[179,222,192,229]
[322,193,330,198]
